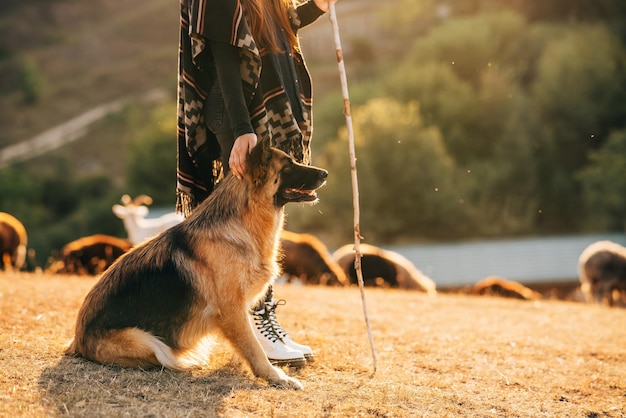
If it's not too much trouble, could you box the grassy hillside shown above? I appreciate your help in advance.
[0,0,179,148]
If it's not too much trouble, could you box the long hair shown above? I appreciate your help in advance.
[242,0,298,55]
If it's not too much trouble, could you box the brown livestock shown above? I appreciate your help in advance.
[0,212,28,271]
[332,243,437,294]
[578,240,626,307]
[47,234,132,275]
[471,276,542,301]
[279,230,348,286]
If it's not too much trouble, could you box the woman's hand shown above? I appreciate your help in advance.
[229,133,258,179]
[313,0,336,13]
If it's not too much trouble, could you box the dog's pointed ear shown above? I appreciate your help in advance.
[257,137,273,158]
[246,137,273,176]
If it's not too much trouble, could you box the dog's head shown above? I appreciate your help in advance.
[246,139,328,207]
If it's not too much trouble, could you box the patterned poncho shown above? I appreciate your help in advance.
[176,0,315,216]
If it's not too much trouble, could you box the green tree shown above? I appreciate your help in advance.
[126,102,178,207]
[284,10,626,241]
[297,98,462,243]
[0,161,123,268]
[531,25,626,230]
[0,166,44,221]
[403,12,528,87]
[19,59,45,105]
[383,13,537,165]
[578,129,626,231]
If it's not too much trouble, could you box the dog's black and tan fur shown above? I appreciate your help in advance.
[66,139,327,390]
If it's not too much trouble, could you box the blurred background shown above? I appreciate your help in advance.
[1,0,625,281]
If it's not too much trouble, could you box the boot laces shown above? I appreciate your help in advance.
[251,307,283,343]
[267,299,289,340]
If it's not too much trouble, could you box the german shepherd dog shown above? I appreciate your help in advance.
[66,139,327,390]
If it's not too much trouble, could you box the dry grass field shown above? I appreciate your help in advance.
[1,272,625,417]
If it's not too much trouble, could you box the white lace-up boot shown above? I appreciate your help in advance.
[267,299,315,362]
[250,305,306,368]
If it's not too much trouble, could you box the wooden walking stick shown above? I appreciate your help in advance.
[328,1,377,373]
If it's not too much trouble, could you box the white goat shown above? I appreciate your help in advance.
[112,195,184,245]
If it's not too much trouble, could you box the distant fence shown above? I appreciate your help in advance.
[386,233,626,287]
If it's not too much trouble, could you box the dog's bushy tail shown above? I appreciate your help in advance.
[65,327,183,369]
[113,328,183,369]
[64,339,78,356]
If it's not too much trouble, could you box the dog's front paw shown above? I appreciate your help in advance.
[271,375,303,390]
[267,367,303,390]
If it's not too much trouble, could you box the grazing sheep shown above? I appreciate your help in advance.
[578,240,626,307]
[112,194,183,245]
[279,230,348,286]
[0,212,28,271]
[471,276,542,301]
[47,234,132,275]
[332,243,436,294]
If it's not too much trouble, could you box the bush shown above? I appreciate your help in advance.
[293,98,463,243]
[126,102,179,207]
[578,129,626,231]
[531,24,626,230]
[18,59,45,104]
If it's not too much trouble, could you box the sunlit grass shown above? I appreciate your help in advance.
[1,272,625,417]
